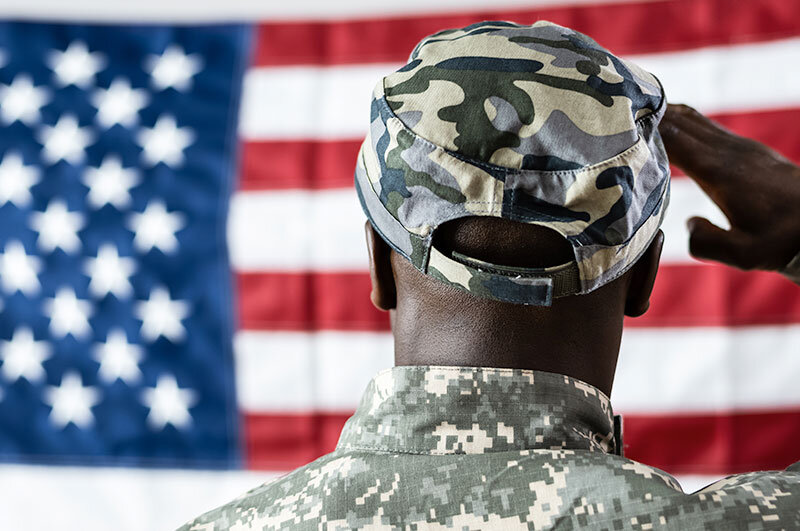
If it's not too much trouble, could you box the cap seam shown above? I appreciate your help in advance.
[576,180,670,293]
[356,150,427,267]
[378,94,650,178]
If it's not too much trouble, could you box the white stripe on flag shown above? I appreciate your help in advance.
[227,178,725,271]
[614,325,800,413]
[228,188,369,272]
[239,37,800,140]
[235,330,394,411]
[676,475,728,494]
[0,463,277,531]
[235,325,800,414]
[239,64,394,141]
[632,37,800,114]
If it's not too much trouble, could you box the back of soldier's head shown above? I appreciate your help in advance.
[356,20,669,316]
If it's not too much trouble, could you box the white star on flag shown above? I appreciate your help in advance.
[38,114,94,165]
[30,199,85,254]
[43,371,101,429]
[141,374,197,430]
[144,44,203,92]
[127,200,185,254]
[0,327,50,383]
[43,287,93,340]
[134,286,190,343]
[84,244,136,299]
[82,155,140,210]
[93,329,143,385]
[136,115,194,167]
[0,240,42,296]
[91,78,148,129]
[47,41,106,88]
[0,74,50,126]
[0,152,39,208]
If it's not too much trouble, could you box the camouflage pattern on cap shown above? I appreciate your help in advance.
[180,366,800,530]
[355,20,670,305]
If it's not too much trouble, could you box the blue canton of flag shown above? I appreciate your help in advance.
[0,22,249,467]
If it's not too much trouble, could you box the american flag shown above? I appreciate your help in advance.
[0,0,799,529]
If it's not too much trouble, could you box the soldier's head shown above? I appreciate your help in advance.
[355,21,668,390]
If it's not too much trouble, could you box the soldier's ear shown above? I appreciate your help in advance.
[624,229,663,317]
[365,221,397,311]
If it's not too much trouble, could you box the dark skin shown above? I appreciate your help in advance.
[366,103,800,397]
[659,104,800,271]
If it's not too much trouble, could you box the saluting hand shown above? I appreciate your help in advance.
[659,103,800,274]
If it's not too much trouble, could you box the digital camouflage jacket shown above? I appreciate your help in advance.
[180,366,800,530]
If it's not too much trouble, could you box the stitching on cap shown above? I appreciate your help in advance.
[576,183,669,292]
[378,95,651,178]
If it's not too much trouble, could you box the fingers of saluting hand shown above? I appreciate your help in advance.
[659,104,735,183]
[686,216,758,270]
[662,104,800,275]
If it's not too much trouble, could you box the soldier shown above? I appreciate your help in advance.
[181,21,800,530]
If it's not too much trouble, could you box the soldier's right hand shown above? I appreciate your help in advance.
[659,103,800,278]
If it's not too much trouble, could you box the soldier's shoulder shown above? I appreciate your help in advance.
[176,452,350,530]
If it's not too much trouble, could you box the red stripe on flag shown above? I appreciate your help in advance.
[240,139,361,191]
[237,271,388,331]
[642,264,800,328]
[253,0,800,66]
[243,410,800,475]
[623,409,800,475]
[240,108,800,190]
[244,412,351,470]
[236,265,800,331]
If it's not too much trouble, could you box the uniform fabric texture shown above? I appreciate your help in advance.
[181,366,800,529]
[355,20,670,305]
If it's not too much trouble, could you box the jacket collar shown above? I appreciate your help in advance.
[337,365,619,456]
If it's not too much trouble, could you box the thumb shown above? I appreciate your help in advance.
[687,217,754,269]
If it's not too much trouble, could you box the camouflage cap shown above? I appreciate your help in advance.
[354,20,670,306]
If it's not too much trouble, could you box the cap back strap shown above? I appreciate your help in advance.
[426,246,581,306]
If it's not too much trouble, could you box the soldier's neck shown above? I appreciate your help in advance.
[389,303,624,397]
